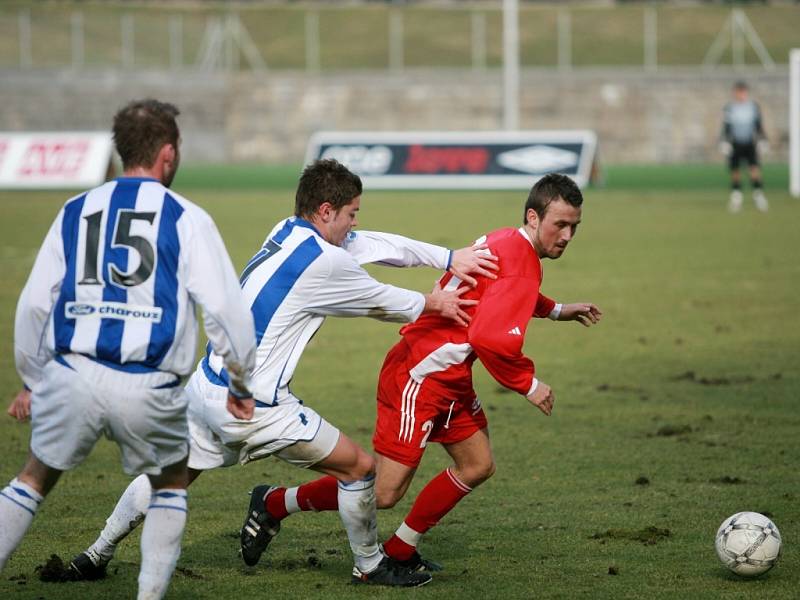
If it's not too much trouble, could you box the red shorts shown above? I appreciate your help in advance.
[373,341,488,468]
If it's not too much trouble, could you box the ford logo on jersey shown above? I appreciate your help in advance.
[66,303,96,316]
[65,301,162,323]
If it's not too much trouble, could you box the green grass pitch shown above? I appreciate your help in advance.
[0,166,798,599]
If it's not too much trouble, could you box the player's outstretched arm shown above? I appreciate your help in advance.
[557,303,603,327]
[449,243,499,287]
[343,231,498,286]
[343,230,451,268]
[6,388,31,421]
[423,283,478,327]
[526,381,554,416]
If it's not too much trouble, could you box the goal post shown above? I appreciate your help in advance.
[791,49,800,198]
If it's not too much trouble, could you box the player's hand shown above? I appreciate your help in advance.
[7,388,31,422]
[449,244,499,287]
[526,382,554,416]
[757,139,770,155]
[426,282,478,327]
[559,303,603,327]
[718,141,732,157]
[227,392,255,420]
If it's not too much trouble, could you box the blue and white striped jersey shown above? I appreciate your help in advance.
[203,216,451,406]
[15,177,256,393]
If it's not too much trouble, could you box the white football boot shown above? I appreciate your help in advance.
[728,190,743,213]
[753,189,769,212]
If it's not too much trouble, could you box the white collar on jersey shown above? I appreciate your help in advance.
[517,226,535,248]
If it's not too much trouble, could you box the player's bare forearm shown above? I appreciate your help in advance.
[558,302,603,327]
[448,243,499,287]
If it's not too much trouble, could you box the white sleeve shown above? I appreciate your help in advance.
[306,250,425,323]
[14,211,66,389]
[182,209,256,396]
[342,230,451,269]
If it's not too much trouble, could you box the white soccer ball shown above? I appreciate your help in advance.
[715,512,782,577]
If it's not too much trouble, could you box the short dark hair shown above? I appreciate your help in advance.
[733,80,749,91]
[295,159,363,219]
[112,99,180,170]
[523,173,583,224]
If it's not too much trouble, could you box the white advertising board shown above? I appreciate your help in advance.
[305,130,598,190]
[0,132,114,190]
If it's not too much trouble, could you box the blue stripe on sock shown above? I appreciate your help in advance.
[1,491,36,516]
[337,474,376,491]
[11,485,38,502]
[153,491,186,499]
[147,504,188,513]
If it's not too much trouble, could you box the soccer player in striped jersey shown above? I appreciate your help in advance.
[0,100,257,600]
[245,173,602,578]
[65,159,498,588]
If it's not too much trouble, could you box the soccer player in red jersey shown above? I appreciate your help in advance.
[247,173,602,577]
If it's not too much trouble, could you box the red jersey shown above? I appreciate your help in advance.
[398,227,555,400]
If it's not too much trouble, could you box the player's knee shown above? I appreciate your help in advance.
[375,487,403,509]
[477,460,496,484]
[459,460,496,487]
[149,456,190,489]
[347,450,375,482]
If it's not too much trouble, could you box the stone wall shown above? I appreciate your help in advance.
[0,67,789,164]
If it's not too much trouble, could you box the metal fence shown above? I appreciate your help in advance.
[1,3,797,72]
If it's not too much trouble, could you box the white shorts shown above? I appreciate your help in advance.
[185,367,340,471]
[30,354,188,476]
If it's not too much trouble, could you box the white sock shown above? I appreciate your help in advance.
[137,488,187,600]
[337,476,382,574]
[284,486,301,515]
[88,474,151,563]
[0,478,43,570]
[395,521,424,548]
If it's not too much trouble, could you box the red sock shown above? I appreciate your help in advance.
[296,475,339,512]
[266,476,339,520]
[383,468,472,561]
[265,488,290,520]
